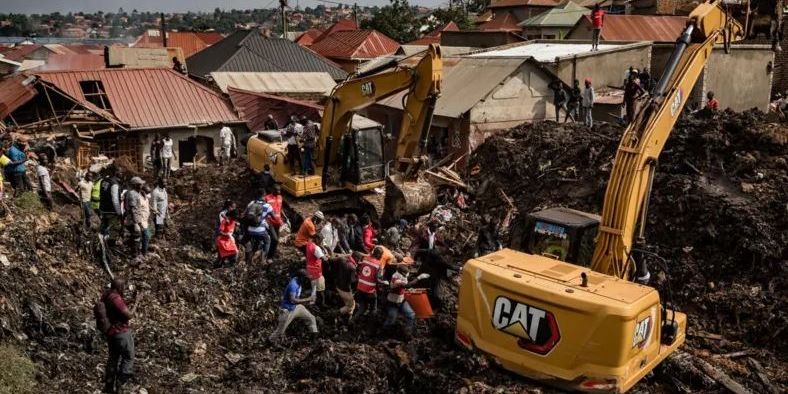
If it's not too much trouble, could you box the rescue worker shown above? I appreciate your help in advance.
[99,166,123,243]
[4,138,31,195]
[294,210,324,255]
[566,79,582,123]
[345,213,365,252]
[35,154,52,210]
[150,179,168,238]
[161,134,173,179]
[91,174,103,216]
[583,78,595,127]
[624,74,646,124]
[219,126,236,166]
[300,116,319,175]
[0,149,9,201]
[361,215,376,252]
[138,186,152,256]
[264,184,285,260]
[264,114,279,130]
[269,269,318,342]
[383,264,430,333]
[215,208,239,267]
[284,115,303,176]
[124,177,145,258]
[320,216,343,255]
[258,164,276,193]
[548,78,568,123]
[101,278,138,394]
[243,190,274,264]
[590,3,605,51]
[352,246,385,321]
[705,91,720,111]
[334,253,360,320]
[150,134,162,178]
[305,233,329,306]
[78,172,95,228]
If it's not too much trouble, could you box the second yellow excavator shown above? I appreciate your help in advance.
[456,1,746,392]
[246,45,442,221]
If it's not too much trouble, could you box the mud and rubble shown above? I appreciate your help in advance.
[0,110,786,393]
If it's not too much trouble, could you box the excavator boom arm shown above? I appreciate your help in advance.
[319,45,442,165]
[590,0,744,278]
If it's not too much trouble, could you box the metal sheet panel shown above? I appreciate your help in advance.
[210,72,336,94]
[310,30,400,60]
[228,87,380,133]
[376,57,528,118]
[35,68,239,128]
[592,15,687,42]
[0,74,37,119]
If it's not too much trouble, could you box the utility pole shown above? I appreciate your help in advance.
[353,3,359,27]
[279,0,288,38]
[160,12,167,47]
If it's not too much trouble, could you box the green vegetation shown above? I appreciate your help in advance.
[0,344,36,394]
[14,191,45,215]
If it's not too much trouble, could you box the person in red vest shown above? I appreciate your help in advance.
[215,208,239,268]
[590,3,605,51]
[352,246,385,321]
[705,91,720,111]
[264,184,286,260]
[361,215,377,252]
[304,233,328,306]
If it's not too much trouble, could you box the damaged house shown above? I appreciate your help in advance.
[1,68,243,170]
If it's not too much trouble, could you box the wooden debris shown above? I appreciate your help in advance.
[748,358,779,394]
[694,356,752,394]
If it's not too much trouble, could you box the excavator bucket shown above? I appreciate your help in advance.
[382,174,437,225]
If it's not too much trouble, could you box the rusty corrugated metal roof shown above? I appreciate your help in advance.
[295,29,324,46]
[35,68,239,129]
[310,30,400,60]
[227,87,379,133]
[39,53,105,71]
[133,30,224,58]
[0,74,37,119]
[584,15,688,42]
[313,19,359,44]
[210,72,336,94]
[488,0,560,8]
[479,11,523,32]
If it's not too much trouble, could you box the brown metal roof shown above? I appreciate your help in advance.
[479,11,524,32]
[228,87,321,132]
[310,30,401,60]
[583,15,688,42]
[133,30,224,58]
[488,0,560,8]
[39,53,105,71]
[0,74,37,119]
[35,68,239,129]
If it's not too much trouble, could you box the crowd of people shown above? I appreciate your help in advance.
[263,114,320,176]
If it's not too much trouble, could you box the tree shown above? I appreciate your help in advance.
[430,6,472,30]
[363,0,419,43]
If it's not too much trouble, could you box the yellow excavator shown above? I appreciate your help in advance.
[456,1,745,392]
[246,45,442,221]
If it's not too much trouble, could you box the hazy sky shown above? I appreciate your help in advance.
[3,0,446,14]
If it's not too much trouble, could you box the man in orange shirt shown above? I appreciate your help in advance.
[294,211,324,254]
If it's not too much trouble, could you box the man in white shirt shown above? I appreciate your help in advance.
[36,155,53,210]
[78,172,94,228]
[161,135,174,179]
[218,126,236,166]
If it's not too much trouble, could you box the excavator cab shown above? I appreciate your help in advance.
[510,208,600,266]
[338,125,386,187]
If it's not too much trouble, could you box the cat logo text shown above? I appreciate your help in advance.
[492,296,561,355]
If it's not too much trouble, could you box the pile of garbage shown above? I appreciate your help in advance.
[467,111,787,391]
[0,109,785,393]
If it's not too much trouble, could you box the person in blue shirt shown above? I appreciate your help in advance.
[5,141,32,195]
[269,269,318,342]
